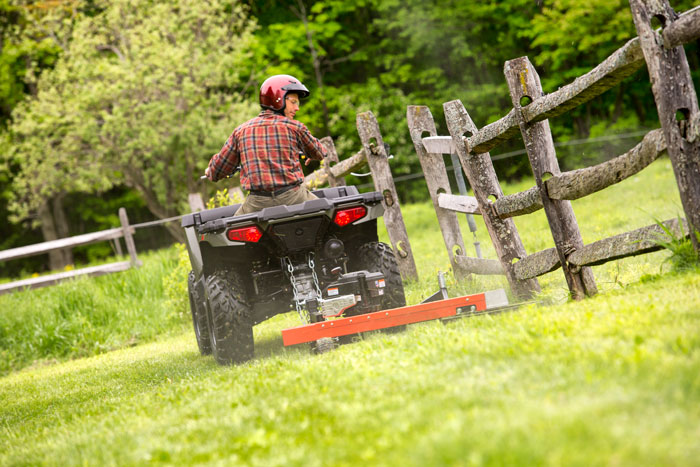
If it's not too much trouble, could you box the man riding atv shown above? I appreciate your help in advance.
[186,74,406,365]
[205,74,327,213]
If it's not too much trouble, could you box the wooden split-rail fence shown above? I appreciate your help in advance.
[408,0,700,300]
[0,209,188,295]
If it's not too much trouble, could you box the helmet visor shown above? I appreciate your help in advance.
[281,82,310,99]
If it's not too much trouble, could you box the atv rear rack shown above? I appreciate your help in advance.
[282,287,510,346]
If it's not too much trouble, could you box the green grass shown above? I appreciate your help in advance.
[1,269,698,465]
[1,156,699,465]
[0,248,188,376]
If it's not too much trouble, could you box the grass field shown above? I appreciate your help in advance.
[1,156,699,465]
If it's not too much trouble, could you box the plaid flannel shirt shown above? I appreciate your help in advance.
[208,110,327,191]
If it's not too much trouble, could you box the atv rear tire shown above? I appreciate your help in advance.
[205,270,254,365]
[355,242,407,333]
[356,241,406,309]
[188,271,211,355]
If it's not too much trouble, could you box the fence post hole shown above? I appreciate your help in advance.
[443,100,540,299]
[320,136,346,188]
[630,0,700,256]
[406,105,471,280]
[118,207,140,268]
[504,57,597,300]
[356,111,419,281]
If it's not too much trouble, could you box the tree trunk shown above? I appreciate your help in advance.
[38,201,70,271]
[51,194,73,266]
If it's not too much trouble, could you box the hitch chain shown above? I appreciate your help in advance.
[283,253,324,324]
[308,252,323,299]
[284,257,308,323]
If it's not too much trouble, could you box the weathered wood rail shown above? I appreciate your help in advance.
[0,208,142,295]
[413,0,698,300]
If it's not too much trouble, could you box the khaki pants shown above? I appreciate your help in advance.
[235,185,318,215]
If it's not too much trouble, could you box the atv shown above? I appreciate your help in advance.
[181,185,406,364]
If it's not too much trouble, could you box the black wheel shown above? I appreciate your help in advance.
[355,241,407,333]
[188,271,211,355]
[205,269,254,365]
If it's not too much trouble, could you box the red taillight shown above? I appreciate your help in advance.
[226,225,263,243]
[333,206,367,227]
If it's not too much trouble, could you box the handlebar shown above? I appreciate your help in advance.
[201,164,241,181]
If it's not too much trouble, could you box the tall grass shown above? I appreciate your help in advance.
[0,248,188,375]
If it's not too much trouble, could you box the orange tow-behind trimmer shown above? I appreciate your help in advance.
[281,272,512,347]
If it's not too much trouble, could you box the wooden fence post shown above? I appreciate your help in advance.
[443,100,540,299]
[228,187,245,204]
[112,239,123,257]
[356,111,419,281]
[504,57,597,300]
[406,105,471,280]
[188,193,205,212]
[320,136,346,188]
[118,208,141,268]
[630,0,700,255]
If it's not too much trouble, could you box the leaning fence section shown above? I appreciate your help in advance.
[413,0,698,300]
[0,208,141,295]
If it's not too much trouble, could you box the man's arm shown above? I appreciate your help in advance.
[207,132,240,181]
[296,123,327,162]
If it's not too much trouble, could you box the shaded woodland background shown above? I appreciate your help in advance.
[1,0,698,277]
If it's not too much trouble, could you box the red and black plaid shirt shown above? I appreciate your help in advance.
[208,110,327,191]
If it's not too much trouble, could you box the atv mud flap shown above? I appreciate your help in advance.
[282,289,508,346]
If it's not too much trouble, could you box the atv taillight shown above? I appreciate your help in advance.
[333,206,367,226]
[226,225,263,243]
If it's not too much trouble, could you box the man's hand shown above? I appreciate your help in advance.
[205,166,213,181]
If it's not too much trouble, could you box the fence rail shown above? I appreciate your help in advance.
[0,208,147,295]
[460,5,698,156]
[410,0,698,300]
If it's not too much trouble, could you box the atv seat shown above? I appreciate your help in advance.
[181,185,374,228]
[311,186,359,199]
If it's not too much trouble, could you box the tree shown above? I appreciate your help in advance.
[5,0,259,241]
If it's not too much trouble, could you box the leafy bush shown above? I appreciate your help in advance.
[206,187,244,210]
[162,243,192,319]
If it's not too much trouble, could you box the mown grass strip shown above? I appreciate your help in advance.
[1,269,698,466]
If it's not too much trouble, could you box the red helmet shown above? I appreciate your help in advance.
[259,74,310,111]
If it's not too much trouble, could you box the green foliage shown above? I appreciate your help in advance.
[651,216,700,272]
[4,0,258,225]
[0,0,64,125]
[162,243,191,319]
[206,187,245,210]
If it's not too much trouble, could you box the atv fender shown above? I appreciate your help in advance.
[184,226,204,279]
